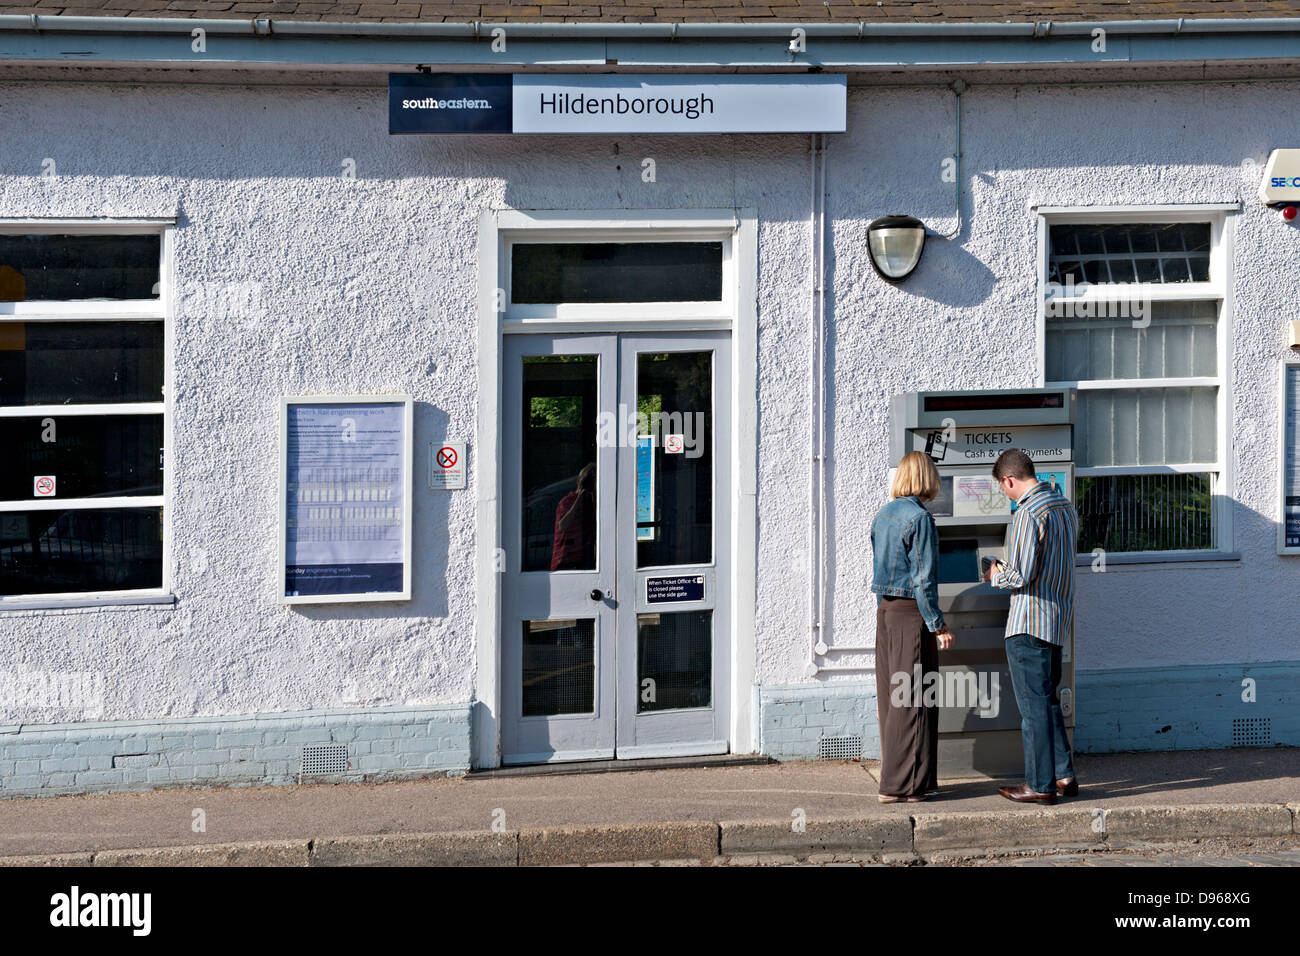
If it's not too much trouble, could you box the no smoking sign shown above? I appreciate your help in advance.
[33,475,56,497]
[429,441,466,490]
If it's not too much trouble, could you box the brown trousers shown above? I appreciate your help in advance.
[874,597,939,797]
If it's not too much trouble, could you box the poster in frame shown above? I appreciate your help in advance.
[278,395,414,603]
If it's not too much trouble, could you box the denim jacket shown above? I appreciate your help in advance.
[869,494,946,633]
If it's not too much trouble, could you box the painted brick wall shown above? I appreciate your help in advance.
[762,661,1300,761]
[759,682,880,761]
[0,703,470,799]
[1075,661,1300,753]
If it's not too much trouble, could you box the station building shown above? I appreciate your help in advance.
[1,1,1298,796]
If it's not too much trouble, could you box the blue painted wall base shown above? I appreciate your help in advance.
[758,660,1300,763]
[1074,660,1300,753]
[0,703,471,799]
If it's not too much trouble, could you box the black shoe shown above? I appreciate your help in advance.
[998,783,1058,805]
[1056,777,1079,797]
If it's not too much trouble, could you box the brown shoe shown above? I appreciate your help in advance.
[1057,777,1079,797]
[997,783,1058,805]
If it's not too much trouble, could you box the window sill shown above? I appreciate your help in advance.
[1074,551,1240,567]
[0,592,176,612]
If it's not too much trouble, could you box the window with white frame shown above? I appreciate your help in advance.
[504,235,733,326]
[0,228,166,599]
[1042,215,1228,556]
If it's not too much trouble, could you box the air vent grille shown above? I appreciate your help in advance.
[301,743,349,775]
[1232,717,1271,748]
[818,735,863,761]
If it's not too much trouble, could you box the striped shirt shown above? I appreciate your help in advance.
[991,480,1079,646]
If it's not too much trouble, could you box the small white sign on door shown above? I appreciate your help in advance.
[664,434,685,454]
[33,475,56,497]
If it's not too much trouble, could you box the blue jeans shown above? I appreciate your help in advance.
[1005,633,1075,794]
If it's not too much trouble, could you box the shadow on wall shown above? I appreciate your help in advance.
[290,400,455,623]
[898,233,1000,310]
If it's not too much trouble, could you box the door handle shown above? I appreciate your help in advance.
[590,588,609,602]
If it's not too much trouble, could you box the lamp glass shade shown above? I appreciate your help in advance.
[867,216,926,280]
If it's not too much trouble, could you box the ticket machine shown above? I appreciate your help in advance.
[889,388,1077,779]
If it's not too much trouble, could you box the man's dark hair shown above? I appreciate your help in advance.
[992,448,1036,482]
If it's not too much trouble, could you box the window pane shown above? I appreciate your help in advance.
[0,415,162,500]
[522,619,595,716]
[1047,302,1218,382]
[636,351,713,568]
[0,321,164,405]
[1048,223,1210,285]
[0,507,162,595]
[0,234,161,301]
[1076,387,1216,466]
[637,610,711,712]
[511,242,722,304]
[521,355,598,572]
[1076,474,1213,552]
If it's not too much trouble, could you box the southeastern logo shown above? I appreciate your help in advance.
[401,97,492,110]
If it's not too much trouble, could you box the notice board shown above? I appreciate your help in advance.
[1281,365,1300,554]
[279,395,413,602]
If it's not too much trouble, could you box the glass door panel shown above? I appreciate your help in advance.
[521,355,599,572]
[635,350,714,568]
[502,336,616,764]
[616,334,731,758]
[637,610,713,712]
[522,619,596,717]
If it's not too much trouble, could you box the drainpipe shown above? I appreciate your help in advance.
[806,132,828,679]
[817,132,829,666]
[933,79,965,240]
[806,133,818,679]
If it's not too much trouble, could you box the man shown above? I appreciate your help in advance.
[551,463,596,571]
[984,449,1080,805]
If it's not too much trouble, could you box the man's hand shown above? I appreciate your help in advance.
[984,560,1002,583]
[935,627,955,650]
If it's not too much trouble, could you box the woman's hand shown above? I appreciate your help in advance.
[935,627,955,650]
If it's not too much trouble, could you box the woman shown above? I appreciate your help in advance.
[869,451,955,803]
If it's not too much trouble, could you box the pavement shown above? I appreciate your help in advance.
[0,748,1296,865]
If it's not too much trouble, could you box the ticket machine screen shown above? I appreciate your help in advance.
[938,538,980,584]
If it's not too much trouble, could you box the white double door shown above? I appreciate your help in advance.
[501,331,731,764]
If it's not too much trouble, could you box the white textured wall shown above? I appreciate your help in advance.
[819,80,1299,682]
[1,76,1296,725]
[0,80,813,722]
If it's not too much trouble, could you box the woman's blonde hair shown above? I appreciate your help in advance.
[891,450,941,502]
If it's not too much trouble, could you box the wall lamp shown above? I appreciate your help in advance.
[866,214,927,281]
